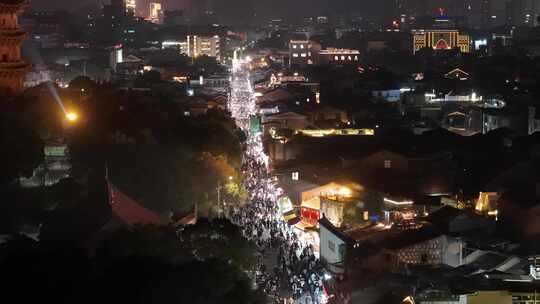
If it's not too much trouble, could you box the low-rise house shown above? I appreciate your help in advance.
[261,111,312,132]
[426,206,494,235]
[304,105,349,126]
[498,186,540,239]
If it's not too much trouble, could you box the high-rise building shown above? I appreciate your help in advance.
[186,35,220,61]
[125,0,136,16]
[110,0,126,12]
[188,0,209,18]
[149,2,163,24]
[0,0,30,95]
[164,10,186,26]
[109,44,123,72]
[480,0,491,28]
[509,0,540,26]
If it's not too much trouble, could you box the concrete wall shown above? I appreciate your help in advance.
[320,223,347,266]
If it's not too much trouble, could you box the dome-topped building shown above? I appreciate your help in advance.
[0,0,30,95]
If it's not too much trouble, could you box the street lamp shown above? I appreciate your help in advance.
[65,112,78,122]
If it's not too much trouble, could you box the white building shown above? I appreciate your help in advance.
[319,217,350,274]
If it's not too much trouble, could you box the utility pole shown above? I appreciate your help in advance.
[216,180,222,218]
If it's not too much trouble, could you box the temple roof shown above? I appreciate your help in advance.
[0,0,28,11]
[106,181,163,227]
[0,0,26,4]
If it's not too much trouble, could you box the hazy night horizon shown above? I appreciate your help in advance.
[1,0,540,303]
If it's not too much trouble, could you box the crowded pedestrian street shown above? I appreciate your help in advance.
[227,58,327,304]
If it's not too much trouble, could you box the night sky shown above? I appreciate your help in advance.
[29,0,384,20]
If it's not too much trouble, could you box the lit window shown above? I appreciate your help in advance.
[292,172,299,180]
[334,56,339,60]
[293,45,297,49]
[354,56,358,61]
[300,44,304,49]
[384,160,392,168]
[301,53,307,57]
[341,56,345,60]
[328,240,335,252]
[348,56,352,60]
[293,53,299,57]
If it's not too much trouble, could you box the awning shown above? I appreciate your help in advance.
[288,217,301,226]
[301,196,321,210]
[295,220,316,231]
[283,210,300,226]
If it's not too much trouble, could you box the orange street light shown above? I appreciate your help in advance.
[66,112,78,122]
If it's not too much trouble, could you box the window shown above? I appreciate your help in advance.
[300,44,304,49]
[300,53,307,57]
[341,56,345,60]
[334,56,339,60]
[293,45,297,49]
[338,244,346,261]
[384,160,392,169]
[2,54,7,62]
[293,53,299,57]
[328,240,335,252]
[292,172,299,181]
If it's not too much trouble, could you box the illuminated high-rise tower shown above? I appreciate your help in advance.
[0,0,30,95]
[149,2,163,24]
[125,0,136,16]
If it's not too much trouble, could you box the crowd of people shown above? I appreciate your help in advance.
[227,60,327,304]
[230,150,325,304]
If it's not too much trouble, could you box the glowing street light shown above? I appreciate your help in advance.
[66,112,78,122]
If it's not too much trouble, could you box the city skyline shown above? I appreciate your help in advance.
[2,0,540,303]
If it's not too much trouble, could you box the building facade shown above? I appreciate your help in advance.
[508,0,540,26]
[319,217,349,275]
[186,35,220,61]
[125,0,136,16]
[149,3,163,24]
[413,29,470,53]
[0,0,29,95]
[412,14,470,54]
[288,39,321,67]
[318,48,360,66]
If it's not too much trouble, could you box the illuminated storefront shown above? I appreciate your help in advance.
[301,197,321,226]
